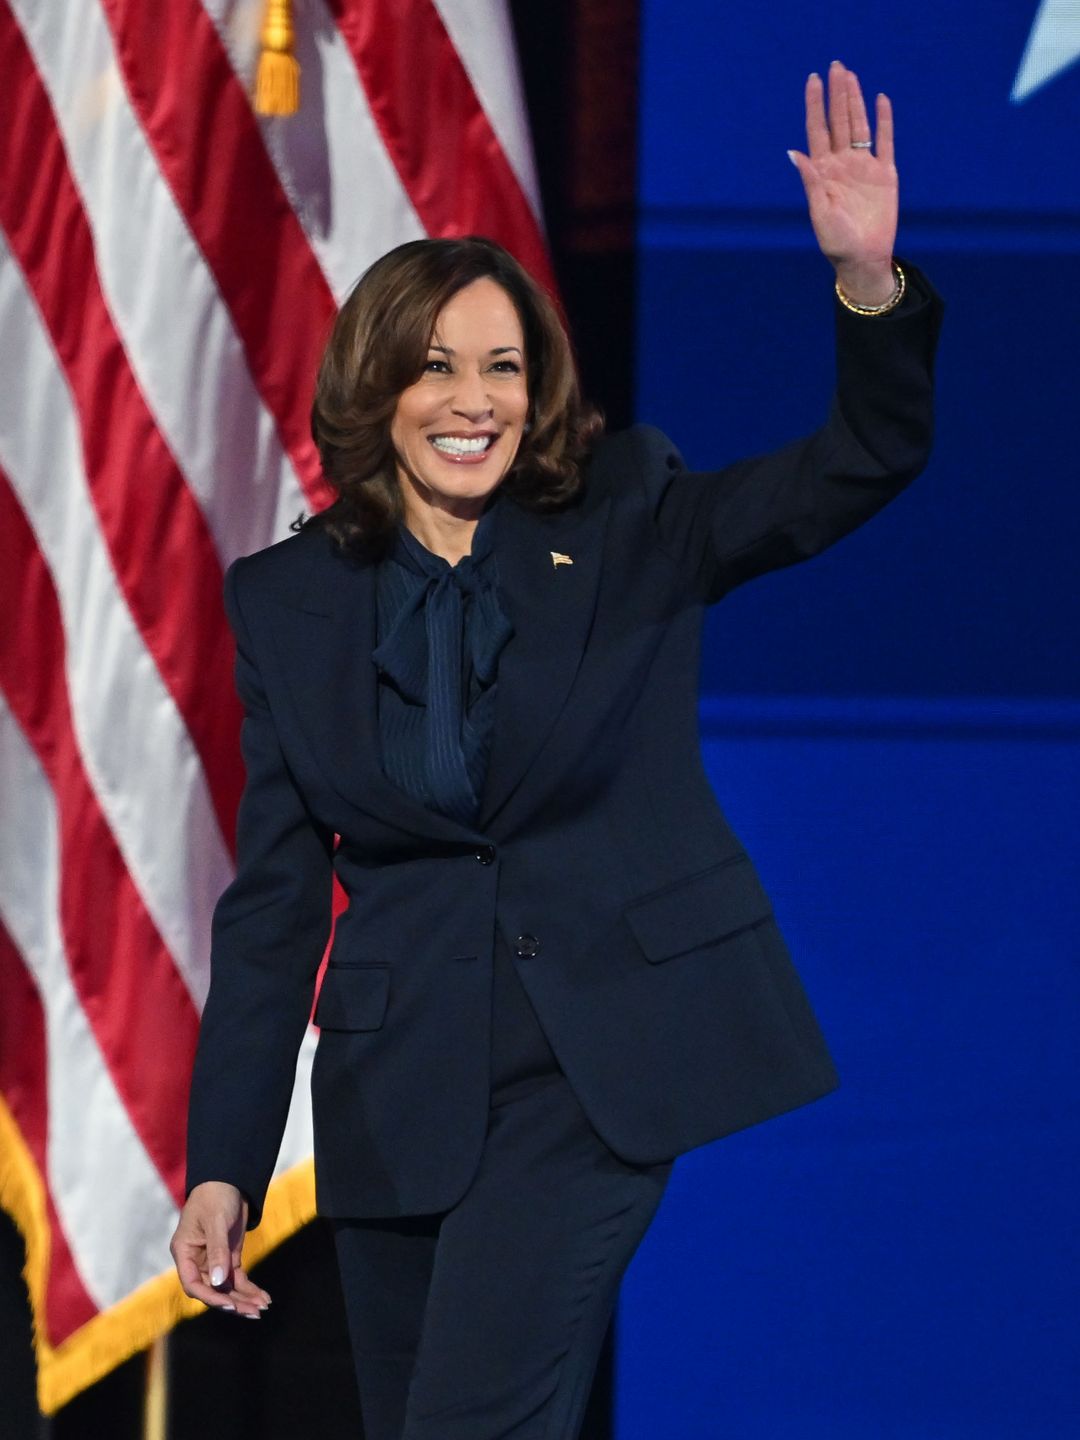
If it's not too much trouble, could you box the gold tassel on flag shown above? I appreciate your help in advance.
[254,0,299,117]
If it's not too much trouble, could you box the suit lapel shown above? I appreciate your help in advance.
[268,545,479,845]
[479,489,610,827]
[266,484,610,841]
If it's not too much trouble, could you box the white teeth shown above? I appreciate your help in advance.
[431,435,493,455]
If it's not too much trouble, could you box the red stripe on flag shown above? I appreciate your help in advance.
[0,7,243,851]
[327,0,556,292]
[0,922,98,1343]
[0,473,198,1204]
[97,0,335,509]
[42,1195,96,1346]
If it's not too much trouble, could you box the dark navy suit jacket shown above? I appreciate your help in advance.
[186,273,943,1226]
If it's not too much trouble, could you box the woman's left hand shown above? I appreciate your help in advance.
[787,59,899,307]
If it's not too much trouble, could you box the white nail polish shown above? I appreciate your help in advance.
[210,1265,225,1287]
[786,151,799,167]
[221,1304,235,1312]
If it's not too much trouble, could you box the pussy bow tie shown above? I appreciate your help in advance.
[373,505,513,822]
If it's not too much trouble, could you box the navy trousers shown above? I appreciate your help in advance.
[331,930,673,1440]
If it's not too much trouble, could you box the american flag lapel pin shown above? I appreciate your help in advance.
[550,551,573,567]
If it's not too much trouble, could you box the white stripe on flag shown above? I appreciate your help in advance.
[274,1027,317,1177]
[0,235,231,1008]
[201,0,426,304]
[0,693,180,1308]
[9,0,305,561]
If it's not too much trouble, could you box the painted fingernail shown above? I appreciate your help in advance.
[210,1265,225,1287]
[786,150,799,167]
[831,59,841,67]
[242,1312,260,1320]
[809,71,819,80]
[221,1304,236,1312]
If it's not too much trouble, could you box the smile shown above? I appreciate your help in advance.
[428,433,498,460]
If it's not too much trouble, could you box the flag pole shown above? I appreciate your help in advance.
[142,1333,168,1440]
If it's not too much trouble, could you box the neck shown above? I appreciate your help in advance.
[402,509,477,566]
[398,476,493,565]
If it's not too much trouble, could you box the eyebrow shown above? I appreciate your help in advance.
[428,344,524,358]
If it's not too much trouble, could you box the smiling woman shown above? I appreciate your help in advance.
[307,235,602,562]
[173,62,944,1440]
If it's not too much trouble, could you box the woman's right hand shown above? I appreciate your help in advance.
[170,1180,271,1317]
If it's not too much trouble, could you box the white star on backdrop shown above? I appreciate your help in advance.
[1012,0,1080,101]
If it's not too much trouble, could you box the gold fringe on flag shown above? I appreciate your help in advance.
[254,0,300,117]
[0,1095,317,1415]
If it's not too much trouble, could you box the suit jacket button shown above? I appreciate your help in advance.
[515,934,540,959]
[475,845,495,865]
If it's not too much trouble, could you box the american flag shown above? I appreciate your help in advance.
[0,0,550,1411]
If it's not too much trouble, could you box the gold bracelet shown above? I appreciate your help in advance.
[835,261,906,317]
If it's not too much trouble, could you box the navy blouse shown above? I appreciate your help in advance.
[372,501,514,825]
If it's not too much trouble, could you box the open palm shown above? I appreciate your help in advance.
[788,60,898,272]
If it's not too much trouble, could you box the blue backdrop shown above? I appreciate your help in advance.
[619,3,1080,1434]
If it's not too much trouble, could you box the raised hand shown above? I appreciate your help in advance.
[170,1180,271,1318]
[787,60,899,307]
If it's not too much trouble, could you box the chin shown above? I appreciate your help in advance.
[418,459,513,503]
[435,477,505,509]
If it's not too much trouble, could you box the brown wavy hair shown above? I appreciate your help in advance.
[306,235,603,557]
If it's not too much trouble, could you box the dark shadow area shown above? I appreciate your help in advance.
[0,1212,44,1440]
[167,1221,362,1438]
[510,0,640,432]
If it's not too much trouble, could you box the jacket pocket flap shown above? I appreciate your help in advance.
[314,964,390,1031]
[624,856,773,963]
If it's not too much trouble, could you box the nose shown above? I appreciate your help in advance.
[450,368,494,421]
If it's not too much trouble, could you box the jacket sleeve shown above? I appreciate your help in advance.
[635,263,945,605]
[185,557,334,1229]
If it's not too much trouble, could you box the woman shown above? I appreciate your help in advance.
[172,62,943,1439]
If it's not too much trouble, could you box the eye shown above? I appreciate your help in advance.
[424,358,451,374]
[489,359,522,374]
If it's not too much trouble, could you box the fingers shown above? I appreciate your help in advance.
[787,148,828,234]
[204,1216,233,1293]
[231,1265,272,1311]
[876,91,895,167]
[787,148,820,202]
[846,69,872,146]
[173,1248,270,1315]
[804,60,863,156]
[798,61,894,164]
[173,1244,242,1312]
[828,60,851,148]
[211,1270,271,1319]
[804,72,829,159]
[202,1222,266,1317]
